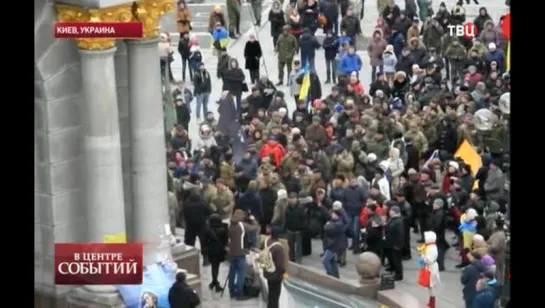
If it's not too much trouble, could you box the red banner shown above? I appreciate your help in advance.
[54,243,143,285]
[54,22,143,39]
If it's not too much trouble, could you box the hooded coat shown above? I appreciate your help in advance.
[419,231,441,289]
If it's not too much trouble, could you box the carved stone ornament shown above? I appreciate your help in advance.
[355,251,382,281]
[133,0,175,39]
[55,3,134,50]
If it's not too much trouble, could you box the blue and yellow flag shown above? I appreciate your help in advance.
[506,41,510,71]
[299,71,310,102]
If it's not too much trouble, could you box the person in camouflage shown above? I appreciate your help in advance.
[275,25,299,85]
[227,0,241,38]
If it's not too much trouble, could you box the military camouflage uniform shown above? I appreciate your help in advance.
[211,186,235,220]
[227,0,241,35]
[276,31,299,82]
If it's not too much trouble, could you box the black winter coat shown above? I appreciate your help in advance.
[183,192,211,228]
[284,204,306,232]
[269,10,286,38]
[259,187,278,227]
[237,191,263,222]
[168,281,201,308]
[385,216,404,250]
[222,68,246,95]
[244,41,262,70]
[204,215,229,263]
[427,209,450,249]
[299,32,320,59]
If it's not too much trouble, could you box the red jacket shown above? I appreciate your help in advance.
[259,141,286,167]
[359,205,385,227]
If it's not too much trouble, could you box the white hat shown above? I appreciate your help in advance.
[278,107,287,116]
[277,189,287,199]
[367,153,377,162]
[448,161,459,170]
[488,42,497,50]
[332,201,343,210]
[291,127,301,135]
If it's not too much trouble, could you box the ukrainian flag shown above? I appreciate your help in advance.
[298,62,312,111]
[506,41,510,71]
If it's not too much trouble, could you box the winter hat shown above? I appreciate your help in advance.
[439,1,446,8]
[448,161,460,170]
[385,44,394,53]
[291,127,301,135]
[408,168,418,175]
[433,198,444,208]
[332,201,343,210]
[334,104,344,112]
[278,107,287,117]
[367,153,377,162]
[473,234,485,243]
[488,42,496,50]
[481,255,495,267]
[277,189,287,199]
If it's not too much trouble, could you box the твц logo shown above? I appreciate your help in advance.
[447,22,477,39]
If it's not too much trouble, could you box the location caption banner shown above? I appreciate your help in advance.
[54,22,143,39]
[54,243,143,285]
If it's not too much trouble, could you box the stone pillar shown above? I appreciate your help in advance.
[126,37,170,265]
[78,46,128,297]
[125,0,176,266]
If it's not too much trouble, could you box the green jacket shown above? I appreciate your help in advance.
[276,33,299,62]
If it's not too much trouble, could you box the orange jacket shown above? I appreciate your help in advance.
[259,141,286,167]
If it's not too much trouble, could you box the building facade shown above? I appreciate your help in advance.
[35,0,174,304]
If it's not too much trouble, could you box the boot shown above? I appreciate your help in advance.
[215,283,224,293]
[325,78,331,84]
[428,296,436,308]
[208,281,217,290]
[276,81,283,86]
[465,0,470,4]
[473,0,479,4]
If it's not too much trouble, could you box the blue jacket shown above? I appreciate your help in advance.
[461,260,487,301]
[323,219,345,253]
[339,53,362,75]
[472,286,497,308]
[237,191,263,222]
[343,184,367,216]
[483,49,506,72]
[329,187,346,204]
[212,27,229,40]
[237,158,258,179]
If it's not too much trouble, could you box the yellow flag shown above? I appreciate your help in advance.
[454,140,482,190]
[506,41,510,71]
[299,71,311,102]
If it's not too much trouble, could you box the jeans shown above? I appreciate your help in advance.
[325,59,336,81]
[228,256,246,297]
[248,225,260,248]
[349,214,360,250]
[371,65,383,82]
[235,93,242,112]
[196,93,210,119]
[322,249,340,278]
[286,231,302,263]
[300,54,315,71]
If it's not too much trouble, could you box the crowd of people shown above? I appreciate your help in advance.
[164,0,510,308]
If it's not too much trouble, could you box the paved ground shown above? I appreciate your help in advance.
[167,0,509,306]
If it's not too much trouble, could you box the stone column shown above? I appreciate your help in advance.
[79,46,129,296]
[126,37,170,265]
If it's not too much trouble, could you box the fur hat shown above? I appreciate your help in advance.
[367,153,377,162]
[332,201,343,210]
[277,189,287,199]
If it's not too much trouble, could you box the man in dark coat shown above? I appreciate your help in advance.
[168,272,201,308]
[298,28,321,71]
[204,214,228,291]
[384,205,405,280]
[403,137,420,172]
[322,211,345,278]
[427,198,449,271]
[216,92,240,140]
[222,58,246,112]
[183,188,212,265]
[236,180,263,247]
[257,76,277,110]
[259,177,278,234]
[243,34,263,84]
[284,192,306,263]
